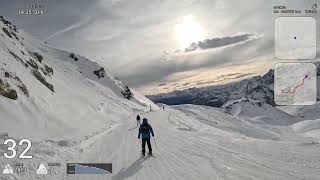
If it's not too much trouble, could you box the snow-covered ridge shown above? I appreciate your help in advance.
[0,15,138,102]
[0,16,156,140]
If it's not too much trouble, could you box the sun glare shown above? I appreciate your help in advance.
[175,15,204,49]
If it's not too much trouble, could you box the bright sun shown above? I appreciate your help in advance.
[175,15,204,49]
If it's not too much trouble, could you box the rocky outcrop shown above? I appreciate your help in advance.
[14,76,29,97]
[44,65,53,75]
[122,85,133,100]
[69,52,79,61]
[40,64,54,77]
[32,52,43,63]
[2,27,12,38]
[32,69,54,92]
[0,78,17,100]
[8,49,25,65]
[27,59,39,69]
[94,67,106,79]
[2,71,29,98]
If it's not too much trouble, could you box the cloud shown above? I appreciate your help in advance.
[184,33,256,52]
[118,35,273,88]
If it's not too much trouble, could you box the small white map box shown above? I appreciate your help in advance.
[275,17,316,60]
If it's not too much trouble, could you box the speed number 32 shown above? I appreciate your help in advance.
[3,139,32,159]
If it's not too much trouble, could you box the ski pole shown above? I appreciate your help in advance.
[153,137,158,149]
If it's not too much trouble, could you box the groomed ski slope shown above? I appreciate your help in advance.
[68,107,320,180]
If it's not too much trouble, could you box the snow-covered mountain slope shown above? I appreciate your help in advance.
[0,16,156,141]
[1,16,320,180]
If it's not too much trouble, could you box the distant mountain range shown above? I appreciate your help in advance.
[147,63,320,107]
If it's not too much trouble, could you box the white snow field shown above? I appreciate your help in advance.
[0,18,320,180]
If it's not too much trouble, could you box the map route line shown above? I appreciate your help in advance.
[281,75,309,94]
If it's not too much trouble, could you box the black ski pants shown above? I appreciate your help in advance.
[141,138,152,155]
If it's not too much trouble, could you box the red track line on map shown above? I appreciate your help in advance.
[281,75,309,94]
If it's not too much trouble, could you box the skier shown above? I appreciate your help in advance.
[138,118,155,156]
[136,115,141,127]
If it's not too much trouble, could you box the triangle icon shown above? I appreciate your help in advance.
[36,164,47,175]
[3,164,13,174]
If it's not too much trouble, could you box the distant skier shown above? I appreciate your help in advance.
[138,118,155,156]
[136,115,141,127]
[162,106,165,111]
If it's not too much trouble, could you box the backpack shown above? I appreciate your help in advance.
[141,124,149,133]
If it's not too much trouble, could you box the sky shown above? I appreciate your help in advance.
[1,0,318,95]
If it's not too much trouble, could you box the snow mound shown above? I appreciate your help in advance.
[171,104,286,140]
[291,103,320,120]
[222,98,302,126]
[292,119,320,133]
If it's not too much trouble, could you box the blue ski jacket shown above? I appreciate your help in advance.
[138,118,154,139]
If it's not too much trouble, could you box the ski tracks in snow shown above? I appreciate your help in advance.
[64,110,320,180]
